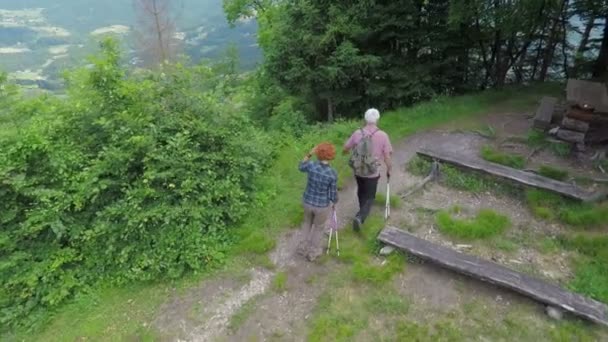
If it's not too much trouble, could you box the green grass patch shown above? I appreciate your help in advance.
[336,215,407,284]
[352,254,405,284]
[526,189,608,228]
[364,292,410,315]
[559,234,608,303]
[436,209,511,239]
[490,237,518,253]
[480,145,526,169]
[394,321,464,341]
[527,129,571,158]
[374,193,402,208]
[538,165,569,181]
[307,290,369,342]
[272,272,288,292]
[228,295,262,332]
[236,230,277,254]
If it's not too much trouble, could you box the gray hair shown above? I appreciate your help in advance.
[364,108,380,123]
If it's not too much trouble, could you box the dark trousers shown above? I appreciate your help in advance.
[355,176,380,223]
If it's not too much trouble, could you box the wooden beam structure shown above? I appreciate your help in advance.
[378,226,608,327]
[417,148,604,202]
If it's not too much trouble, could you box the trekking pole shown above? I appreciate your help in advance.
[385,176,391,220]
[326,208,339,256]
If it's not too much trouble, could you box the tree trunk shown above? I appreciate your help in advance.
[577,15,595,58]
[539,0,568,82]
[152,0,167,63]
[327,97,334,122]
[592,15,608,81]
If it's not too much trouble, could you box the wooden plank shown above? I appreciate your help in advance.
[561,117,589,132]
[533,96,557,130]
[566,79,608,113]
[556,128,586,144]
[417,148,603,202]
[378,227,608,327]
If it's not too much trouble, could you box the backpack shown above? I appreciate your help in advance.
[348,128,379,177]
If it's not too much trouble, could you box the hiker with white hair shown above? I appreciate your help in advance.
[343,108,393,231]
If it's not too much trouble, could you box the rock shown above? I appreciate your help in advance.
[545,306,564,320]
[379,246,395,256]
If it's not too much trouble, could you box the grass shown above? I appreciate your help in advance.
[526,189,608,228]
[480,145,526,169]
[538,165,569,181]
[435,209,511,239]
[8,83,564,341]
[527,129,571,157]
[374,193,401,208]
[272,272,288,292]
[490,237,518,253]
[560,234,608,303]
[228,295,263,332]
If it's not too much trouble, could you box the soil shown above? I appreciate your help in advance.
[150,110,607,341]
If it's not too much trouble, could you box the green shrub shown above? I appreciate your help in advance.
[480,145,525,169]
[538,165,569,181]
[436,209,511,239]
[0,40,272,328]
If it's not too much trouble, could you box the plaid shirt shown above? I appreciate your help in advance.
[299,160,338,208]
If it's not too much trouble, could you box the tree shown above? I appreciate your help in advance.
[133,0,181,66]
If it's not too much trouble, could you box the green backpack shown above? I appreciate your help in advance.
[349,128,379,177]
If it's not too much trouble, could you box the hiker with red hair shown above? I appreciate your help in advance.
[298,142,339,261]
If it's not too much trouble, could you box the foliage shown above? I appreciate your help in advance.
[436,209,511,239]
[480,145,525,169]
[0,39,272,328]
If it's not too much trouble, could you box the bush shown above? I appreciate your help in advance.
[0,40,272,328]
[435,209,511,239]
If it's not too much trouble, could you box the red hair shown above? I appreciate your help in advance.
[315,142,336,161]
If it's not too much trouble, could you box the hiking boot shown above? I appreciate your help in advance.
[353,217,362,232]
[296,244,309,257]
[306,248,322,262]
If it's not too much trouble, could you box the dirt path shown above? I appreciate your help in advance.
[150,111,606,341]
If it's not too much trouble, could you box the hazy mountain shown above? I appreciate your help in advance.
[0,0,260,90]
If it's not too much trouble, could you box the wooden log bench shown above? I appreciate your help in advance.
[533,96,558,130]
[417,148,604,202]
[378,226,608,326]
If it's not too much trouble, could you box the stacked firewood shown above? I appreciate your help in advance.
[550,104,608,145]
[533,79,608,147]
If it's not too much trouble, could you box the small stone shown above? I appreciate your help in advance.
[546,306,564,320]
[379,246,395,256]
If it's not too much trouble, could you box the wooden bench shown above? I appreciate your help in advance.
[378,226,608,326]
[417,148,604,202]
